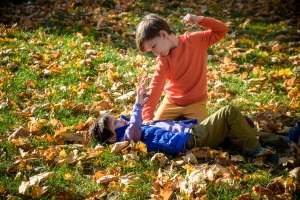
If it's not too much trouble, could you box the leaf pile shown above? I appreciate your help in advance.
[0,0,300,199]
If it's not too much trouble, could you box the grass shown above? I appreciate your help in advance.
[0,0,299,199]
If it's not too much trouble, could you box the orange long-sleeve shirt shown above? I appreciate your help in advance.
[142,17,228,121]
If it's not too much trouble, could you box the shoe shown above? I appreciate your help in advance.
[248,146,262,159]
[264,154,279,164]
[248,146,276,159]
[287,121,300,143]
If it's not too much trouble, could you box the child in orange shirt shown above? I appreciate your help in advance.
[135,13,228,124]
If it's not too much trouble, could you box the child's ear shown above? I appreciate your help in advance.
[107,134,116,143]
[159,30,167,38]
[107,137,115,143]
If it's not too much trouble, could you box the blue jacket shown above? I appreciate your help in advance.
[140,125,192,155]
[115,104,196,156]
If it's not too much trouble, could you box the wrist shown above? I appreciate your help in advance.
[197,16,203,23]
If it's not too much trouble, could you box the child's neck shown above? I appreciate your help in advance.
[169,34,180,51]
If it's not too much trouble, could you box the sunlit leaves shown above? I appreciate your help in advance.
[19,172,56,195]
[0,0,299,199]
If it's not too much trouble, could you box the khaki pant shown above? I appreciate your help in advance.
[190,105,289,155]
[154,96,209,123]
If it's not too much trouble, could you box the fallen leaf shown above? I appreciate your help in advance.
[110,141,128,154]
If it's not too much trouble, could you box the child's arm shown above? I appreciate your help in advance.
[184,14,228,47]
[142,68,167,122]
[124,78,149,142]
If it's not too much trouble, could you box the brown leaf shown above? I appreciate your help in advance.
[237,193,252,200]
[150,153,168,165]
[8,126,30,141]
[19,172,56,194]
[95,175,117,184]
[279,157,296,166]
[289,167,300,181]
[188,147,207,158]
[182,152,198,164]
[31,184,49,197]
[86,144,104,159]
[110,141,129,154]
[252,185,273,197]
[272,44,282,52]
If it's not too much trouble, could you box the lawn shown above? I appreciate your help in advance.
[0,0,299,199]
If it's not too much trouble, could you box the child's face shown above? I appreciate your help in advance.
[143,31,173,56]
[107,115,128,143]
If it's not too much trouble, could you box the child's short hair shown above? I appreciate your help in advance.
[135,14,173,52]
[89,115,114,144]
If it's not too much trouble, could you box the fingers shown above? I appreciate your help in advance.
[183,14,200,24]
[183,13,191,24]
[142,120,154,125]
[140,76,148,87]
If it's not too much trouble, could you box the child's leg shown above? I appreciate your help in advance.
[182,100,208,123]
[190,105,261,155]
[154,97,184,120]
[255,130,289,149]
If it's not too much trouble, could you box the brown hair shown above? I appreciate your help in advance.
[135,14,173,52]
[89,115,114,144]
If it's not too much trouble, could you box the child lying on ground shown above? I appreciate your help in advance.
[90,78,300,157]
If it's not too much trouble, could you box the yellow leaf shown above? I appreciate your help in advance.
[58,149,67,158]
[0,185,5,193]
[223,55,232,63]
[185,164,196,175]
[278,68,292,77]
[28,118,47,134]
[63,173,73,181]
[240,38,254,46]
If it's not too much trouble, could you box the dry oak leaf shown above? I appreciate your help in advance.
[256,148,276,157]
[150,153,168,165]
[31,184,50,197]
[289,167,300,181]
[188,147,207,158]
[115,90,135,103]
[216,152,230,164]
[279,156,296,166]
[182,152,198,164]
[252,185,273,198]
[8,126,30,141]
[110,141,129,154]
[86,144,104,159]
[123,152,140,162]
[95,175,117,184]
[219,63,240,72]
[237,193,251,200]
[19,172,56,194]
[120,172,142,186]
[180,164,208,196]
[129,141,148,154]
[231,155,245,162]
[256,111,279,132]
